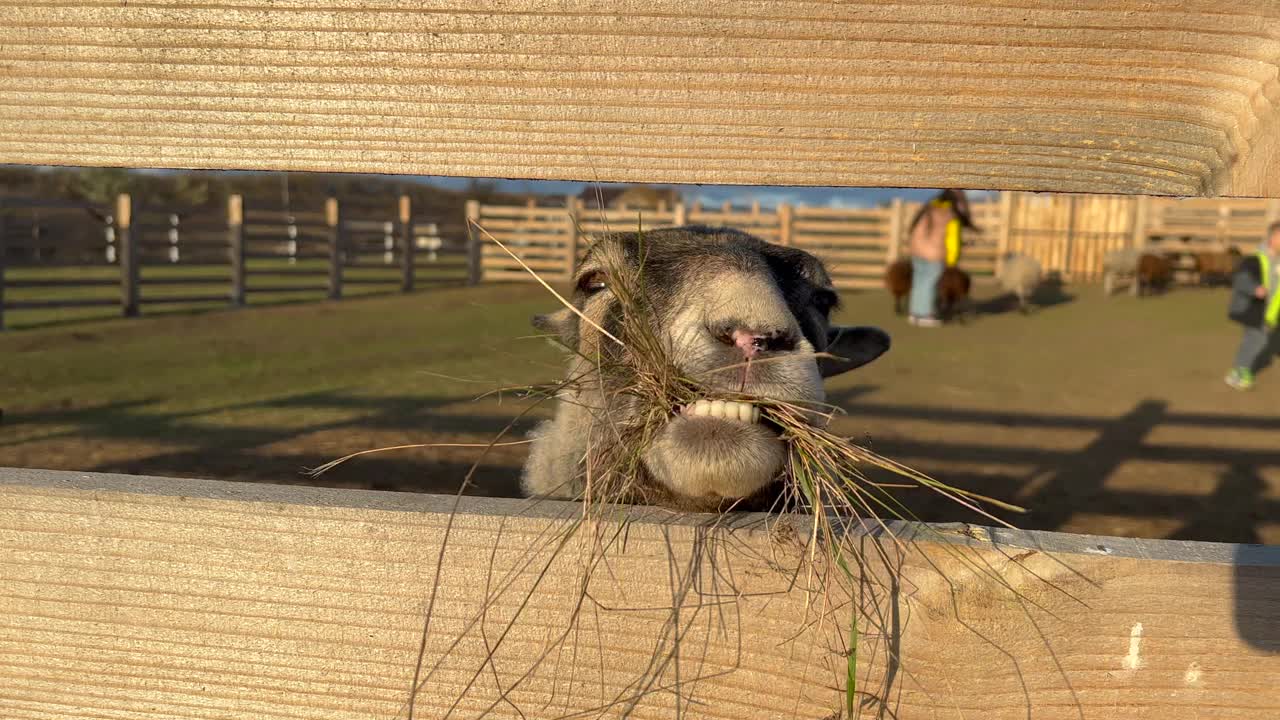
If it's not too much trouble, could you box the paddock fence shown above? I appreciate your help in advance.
[0,194,475,330]
[471,193,1280,290]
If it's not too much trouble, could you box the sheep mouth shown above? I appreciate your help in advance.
[678,399,762,424]
[675,399,785,435]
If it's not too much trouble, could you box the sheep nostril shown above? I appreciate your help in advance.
[766,333,798,353]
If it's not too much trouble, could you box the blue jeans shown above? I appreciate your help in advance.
[1234,326,1274,372]
[909,258,942,318]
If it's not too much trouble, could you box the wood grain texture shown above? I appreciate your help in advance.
[0,467,1276,720]
[0,1,1277,196]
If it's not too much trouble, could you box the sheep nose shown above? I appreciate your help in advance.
[728,328,796,358]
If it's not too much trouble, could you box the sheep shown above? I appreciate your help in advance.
[1192,247,1243,286]
[1102,248,1141,296]
[997,252,1043,313]
[936,266,972,323]
[523,226,891,512]
[884,258,912,315]
[1134,252,1174,296]
[883,259,970,323]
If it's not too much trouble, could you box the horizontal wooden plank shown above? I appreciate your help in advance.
[138,276,228,286]
[5,278,117,288]
[4,467,1271,720]
[244,252,331,261]
[481,258,568,273]
[245,284,329,294]
[476,207,571,220]
[831,278,884,290]
[795,206,892,220]
[685,212,778,225]
[472,217,569,232]
[138,293,230,304]
[245,267,330,277]
[804,249,889,265]
[2,298,119,310]
[482,268,571,282]
[824,262,886,276]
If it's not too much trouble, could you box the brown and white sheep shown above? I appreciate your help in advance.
[1134,252,1174,296]
[883,259,972,322]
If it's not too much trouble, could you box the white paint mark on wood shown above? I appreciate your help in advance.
[1123,622,1144,671]
[1185,662,1203,685]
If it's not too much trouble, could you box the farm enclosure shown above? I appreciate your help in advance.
[1,193,473,329]
[1,0,1279,717]
[474,193,1280,290]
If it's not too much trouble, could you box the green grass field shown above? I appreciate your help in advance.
[2,279,1277,543]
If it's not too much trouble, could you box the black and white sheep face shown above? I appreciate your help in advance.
[524,226,891,511]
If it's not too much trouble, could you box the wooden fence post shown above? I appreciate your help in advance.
[228,194,246,307]
[1265,199,1280,229]
[1131,195,1151,249]
[1063,194,1078,280]
[777,203,793,246]
[885,198,904,263]
[673,200,688,227]
[325,197,343,300]
[0,208,7,331]
[398,195,414,293]
[995,191,1014,277]
[565,194,580,279]
[465,199,482,285]
[117,193,139,317]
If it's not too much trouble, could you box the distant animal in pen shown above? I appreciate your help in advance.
[1103,248,1175,297]
[884,258,913,315]
[1192,247,1243,286]
[997,252,1044,313]
[883,259,971,323]
[936,266,973,322]
[1134,252,1175,296]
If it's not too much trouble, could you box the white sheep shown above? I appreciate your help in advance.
[1102,248,1142,296]
[998,252,1044,313]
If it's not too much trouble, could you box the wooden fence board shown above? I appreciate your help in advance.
[0,468,1274,720]
[2,2,1277,196]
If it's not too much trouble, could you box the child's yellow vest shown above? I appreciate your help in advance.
[930,199,962,267]
[1260,251,1280,328]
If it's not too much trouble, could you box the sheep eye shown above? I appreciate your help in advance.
[577,271,608,295]
[812,289,838,314]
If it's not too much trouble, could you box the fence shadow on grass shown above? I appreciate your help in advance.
[826,386,1280,654]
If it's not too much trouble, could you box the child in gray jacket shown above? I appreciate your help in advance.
[1225,223,1280,390]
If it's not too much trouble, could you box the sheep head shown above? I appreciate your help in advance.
[522,226,890,511]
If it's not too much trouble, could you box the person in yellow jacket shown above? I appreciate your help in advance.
[906,189,975,327]
[1225,223,1280,390]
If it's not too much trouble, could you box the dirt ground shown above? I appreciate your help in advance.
[2,281,1277,544]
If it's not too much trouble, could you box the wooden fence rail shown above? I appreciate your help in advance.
[0,193,469,330]
[472,193,1280,290]
[0,468,1275,720]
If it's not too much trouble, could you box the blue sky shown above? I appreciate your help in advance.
[415,175,993,209]
[28,165,993,208]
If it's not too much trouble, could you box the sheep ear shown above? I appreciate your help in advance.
[819,326,890,378]
[531,307,578,350]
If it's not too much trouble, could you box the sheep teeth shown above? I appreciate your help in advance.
[683,399,760,425]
